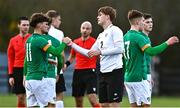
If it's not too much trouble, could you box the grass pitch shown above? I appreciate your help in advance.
[0,94,180,107]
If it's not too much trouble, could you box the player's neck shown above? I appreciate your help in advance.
[19,32,28,37]
[34,29,43,35]
[102,21,112,30]
[130,25,140,32]
[81,36,89,41]
[143,31,149,36]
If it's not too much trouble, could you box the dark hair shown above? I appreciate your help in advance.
[128,10,143,25]
[128,10,143,20]
[98,6,116,21]
[18,16,29,24]
[143,13,152,20]
[30,13,50,28]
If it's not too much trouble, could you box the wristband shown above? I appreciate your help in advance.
[65,61,71,67]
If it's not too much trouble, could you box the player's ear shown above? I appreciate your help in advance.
[17,24,20,28]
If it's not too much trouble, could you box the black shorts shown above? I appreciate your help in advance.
[72,69,97,97]
[98,68,124,103]
[11,67,26,94]
[56,74,66,93]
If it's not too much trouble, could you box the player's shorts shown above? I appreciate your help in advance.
[12,67,26,94]
[56,74,66,93]
[146,74,152,94]
[72,68,97,97]
[45,78,56,104]
[98,68,124,103]
[143,74,152,104]
[25,78,50,107]
[124,81,150,106]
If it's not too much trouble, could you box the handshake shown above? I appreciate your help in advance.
[62,37,73,46]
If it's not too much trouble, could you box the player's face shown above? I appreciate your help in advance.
[80,22,92,38]
[138,17,145,31]
[97,12,108,26]
[144,18,153,32]
[52,16,61,28]
[18,20,30,34]
[40,22,49,34]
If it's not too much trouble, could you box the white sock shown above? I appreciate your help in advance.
[56,100,64,108]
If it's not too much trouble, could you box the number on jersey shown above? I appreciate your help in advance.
[124,41,130,59]
[26,43,32,61]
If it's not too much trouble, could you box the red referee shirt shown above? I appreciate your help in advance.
[7,33,31,75]
[71,36,97,70]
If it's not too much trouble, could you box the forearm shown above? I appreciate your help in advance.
[101,41,124,55]
[23,59,27,76]
[61,51,65,65]
[57,57,63,75]
[71,43,90,57]
[7,53,14,75]
[101,46,124,55]
[46,43,66,57]
[144,42,168,56]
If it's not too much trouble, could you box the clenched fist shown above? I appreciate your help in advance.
[62,37,72,44]
[166,36,179,45]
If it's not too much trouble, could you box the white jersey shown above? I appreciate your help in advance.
[48,25,64,43]
[48,25,64,74]
[92,24,124,73]
[72,24,124,73]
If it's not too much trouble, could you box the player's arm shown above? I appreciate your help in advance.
[23,57,27,76]
[143,42,168,56]
[64,49,76,69]
[7,39,15,86]
[44,37,72,56]
[23,56,27,87]
[143,36,179,56]
[71,42,90,57]
[7,39,15,78]
[101,27,124,55]
[61,51,65,65]
[43,42,66,57]
[57,55,63,75]
[100,40,124,55]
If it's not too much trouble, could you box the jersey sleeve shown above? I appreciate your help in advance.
[112,26,124,43]
[7,38,15,75]
[101,27,124,55]
[70,40,77,56]
[36,37,49,50]
[136,35,151,51]
[90,38,99,51]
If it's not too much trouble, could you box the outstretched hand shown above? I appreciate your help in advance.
[166,36,179,45]
[88,50,101,57]
[62,37,72,45]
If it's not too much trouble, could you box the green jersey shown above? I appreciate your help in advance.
[25,33,49,80]
[43,34,62,78]
[124,30,150,82]
[140,32,152,75]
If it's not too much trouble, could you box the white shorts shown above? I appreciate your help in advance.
[147,74,152,92]
[45,78,56,104]
[124,81,151,106]
[25,78,50,107]
[144,74,152,103]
